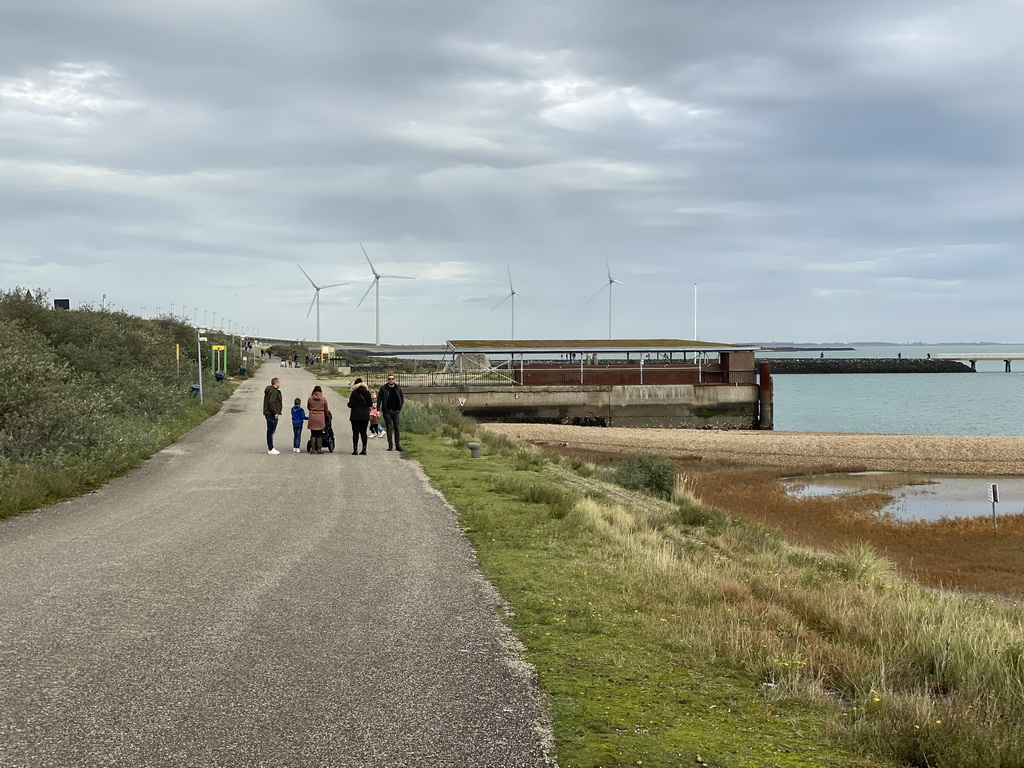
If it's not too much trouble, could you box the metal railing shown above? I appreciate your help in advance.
[358,359,725,389]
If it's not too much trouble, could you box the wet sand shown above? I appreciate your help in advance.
[479,425,1024,476]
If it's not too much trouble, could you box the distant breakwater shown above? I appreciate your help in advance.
[761,358,973,374]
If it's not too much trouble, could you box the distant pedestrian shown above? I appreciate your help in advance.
[263,377,283,455]
[377,373,405,451]
[348,378,373,455]
[307,385,330,454]
[291,398,308,453]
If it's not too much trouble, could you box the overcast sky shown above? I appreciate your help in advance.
[3,0,1024,345]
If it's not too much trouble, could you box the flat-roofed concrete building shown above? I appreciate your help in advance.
[397,339,771,430]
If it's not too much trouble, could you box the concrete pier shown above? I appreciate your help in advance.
[762,358,972,374]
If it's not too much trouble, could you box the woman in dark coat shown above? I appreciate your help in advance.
[307,385,330,454]
[347,378,373,455]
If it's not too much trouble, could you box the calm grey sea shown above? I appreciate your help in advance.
[762,344,1024,436]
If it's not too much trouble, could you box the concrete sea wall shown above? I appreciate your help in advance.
[404,384,761,429]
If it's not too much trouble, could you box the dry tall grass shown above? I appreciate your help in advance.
[559,470,1024,765]
[482,424,1024,599]
[690,465,1024,598]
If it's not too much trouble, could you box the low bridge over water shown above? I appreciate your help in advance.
[935,353,1024,372]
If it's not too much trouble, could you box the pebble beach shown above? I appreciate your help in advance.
[480,424,1024,476]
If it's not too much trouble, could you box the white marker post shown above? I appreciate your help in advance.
[988,482,1000,530]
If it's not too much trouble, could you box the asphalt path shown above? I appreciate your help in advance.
[0,365,553,767]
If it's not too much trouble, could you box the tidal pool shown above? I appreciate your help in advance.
[782,472,1024,522]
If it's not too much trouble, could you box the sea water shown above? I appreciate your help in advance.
[763,344,1024,436]
[763,344,1024,518]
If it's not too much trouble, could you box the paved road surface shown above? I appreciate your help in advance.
[0,365,552,767]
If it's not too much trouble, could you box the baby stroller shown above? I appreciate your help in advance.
[306,410,336,453]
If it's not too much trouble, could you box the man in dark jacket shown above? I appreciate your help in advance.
[376,373,405,451]
[263,377,283,454]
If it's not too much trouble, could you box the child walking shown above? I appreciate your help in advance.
[291,398,308,453]
[369,404,383,438]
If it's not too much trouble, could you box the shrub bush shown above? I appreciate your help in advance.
[401,401,466,435]
[613,453,677,500]
[0,288,236,518]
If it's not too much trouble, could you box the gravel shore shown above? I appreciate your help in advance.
[480,424,1024,475]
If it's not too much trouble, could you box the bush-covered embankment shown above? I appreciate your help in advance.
[0,288,251,519]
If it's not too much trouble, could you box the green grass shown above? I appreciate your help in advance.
[404,430,880,766]
[400,405,1024,767]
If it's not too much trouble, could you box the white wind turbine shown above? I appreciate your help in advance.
[586,260,624,339]
[357,243,414,346]
[298,264,348,345]
[491,265,536,340]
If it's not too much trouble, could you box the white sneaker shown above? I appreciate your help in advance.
[268,448,280,455]
[293,447,300,452]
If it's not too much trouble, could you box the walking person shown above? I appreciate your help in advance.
[347,378,373,455]
[291,398,308,453]
[377,373,405,451]
[307,385,330,454]
[369,404,383,438]
[263,377,283,455]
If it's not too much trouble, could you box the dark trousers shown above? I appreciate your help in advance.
[383,410,401,448]
[292,424,303,450]
[351,420,369,451]
[265,414,278,450]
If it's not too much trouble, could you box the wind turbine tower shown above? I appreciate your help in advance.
[491,265,536,340]
[357,243,414,346]
[586,261,624,339]
[298,264,348,345]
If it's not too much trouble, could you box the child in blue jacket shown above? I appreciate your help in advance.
[291,398,308,453]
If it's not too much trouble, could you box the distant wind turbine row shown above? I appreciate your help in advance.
[297,243,415,347]
[299,251,630,346]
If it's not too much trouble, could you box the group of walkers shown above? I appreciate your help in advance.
[262,374,405,456]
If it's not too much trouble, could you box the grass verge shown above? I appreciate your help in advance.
[401,404,1024,768]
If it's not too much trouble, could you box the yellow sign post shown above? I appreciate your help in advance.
[212,345,227,376]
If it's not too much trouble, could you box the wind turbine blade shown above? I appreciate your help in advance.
[359,243,380,277]
[492,293,512,311]
[357,279,376,308]
[320,281,348,289]
[519,292,539,302]
[611,278,625,286]
[306,292,318,318]
[606,260,613,282]
[378,273,415,280]
[507,265,514,291]
[586,283,609,303]
[297,264,318,289]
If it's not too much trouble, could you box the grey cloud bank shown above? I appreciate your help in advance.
[3,0,1023,344]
